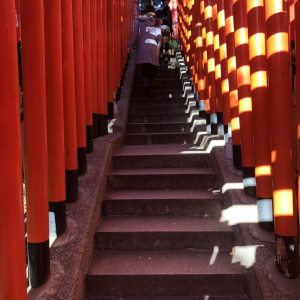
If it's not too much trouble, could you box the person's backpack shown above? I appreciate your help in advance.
[155,7,163,20]
[161,6,172,28]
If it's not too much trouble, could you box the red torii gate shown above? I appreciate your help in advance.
[178,0,299,279]
[1,1,300,298]
[0,0,134,297]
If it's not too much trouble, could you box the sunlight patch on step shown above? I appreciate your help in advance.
[178,134,225,152]
[187,110,200,122]
[209,246,219,265]
[190,118,206,132]
[185,101,196,113]
[182,80,190,91]
[220,204,258,225]
[221,182,244,193]
[232,245,263,268]
[108,118,116,133]
[49,212,57,247]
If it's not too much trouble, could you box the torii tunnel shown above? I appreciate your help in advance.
[0,0,300,299]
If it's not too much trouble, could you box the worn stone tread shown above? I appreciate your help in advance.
[87,250,244,276]
[109,167,214,176]
[97,215,231,233]
[104,188,219,201]
[113,144,211,156]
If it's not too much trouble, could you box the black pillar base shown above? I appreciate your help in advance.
[97,114,108,136]
[107,102,114,120]
[120,74,125,87]
[258,221,274,232]
[199,110,206,118]
[116,87,121,102]
[93,113,98,139]
[224,124,229,142]
[276,234,299,279]
[210,113,218,135]
[86,125,93,154]
[97,113,103,137]
[232,144,242,170]
[217,112,224,135]
[49,201,66,237]
[77,147,87,176]
[211,123,218,134]
[27,240,50,288]
[206,114,211,134]
[102,114,108,135]
[66,169,78,203]
[242,166,256,197]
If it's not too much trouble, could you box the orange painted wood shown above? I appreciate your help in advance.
[72,0,86,148]
[217,0,231,125]
[0,0,27,297]
[246,0,272,198]
[20,0,49,243]
[224,0,241,146]
[61,0,78,171]
[44,0,66,202]
[232,0,255,167]
[266,0,298,236]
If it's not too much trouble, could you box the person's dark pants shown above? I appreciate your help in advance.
[141,63,157,96]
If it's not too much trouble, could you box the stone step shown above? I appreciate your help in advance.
[126,122,191,133]
[131,90,183,99]
[127,110,199,124]
[95,216,233,251]
[135,69,179,77]
[85,250,248,297]
[111,145,210,168]
[133,79,182,86]
[130,97,186,105]
[129,104,196,114]
[132,85,183,92]
[87,296,249,300]
[124,132,195,145]
[102,189,222,216]
[107,167,216,190]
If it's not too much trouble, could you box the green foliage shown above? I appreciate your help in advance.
[169,37,179,49]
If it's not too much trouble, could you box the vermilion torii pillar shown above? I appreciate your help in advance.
[224,0,242,169]
[61,0,78,203]
[83,0,94,154]
[212,0,224,134]
[91,0,98,138]
[232,0,256,196]
[72,0,87,176]
[194,0,206,116]
[246,0,273,230]
[217,0,231,139]
[200,0,209,120]
[20,0,50,287]
[107,0,115,119]
[265,0,299,278]
[44,0,67,237]
[296,0,300,261]
[97,0,109,136]
[0,0,27,297]
[204,0,218,134]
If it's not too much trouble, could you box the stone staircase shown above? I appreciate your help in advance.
[85,62,250,299]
